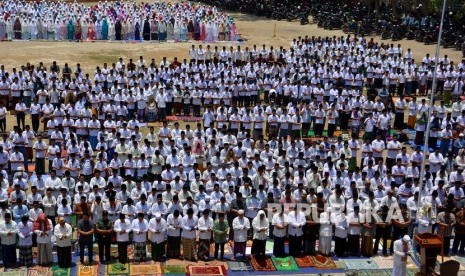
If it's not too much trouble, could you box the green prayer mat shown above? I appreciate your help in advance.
[270,256,299,271]
[334,260,348,269]
[265,240,274,254]
[163,264,186,275]
[343,258,379,270]
[2,268,27,276]
[51,265,71,276]
[107,262,130,275]
[228,261,252,271]
[351,269,418,276]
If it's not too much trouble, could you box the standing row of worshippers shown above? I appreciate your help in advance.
[0,1,238,41]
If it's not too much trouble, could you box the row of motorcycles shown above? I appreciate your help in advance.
[201,0,465,57]
[200,0,311,24]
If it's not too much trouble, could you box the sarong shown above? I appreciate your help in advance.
[133,242,147,262]
[361,234,374,257]
[197,239,210,260]
[182,238,196,260]
[19,245,33,266]
[407,115,416,129]
[318,236,332,256]
[37,242,53,265]
[233,241,246,255]
[251,239,266,256]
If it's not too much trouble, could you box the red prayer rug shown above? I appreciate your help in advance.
[294,255,316,268]
[250,256,277,271]
[186,264,227,276]
[310,254,337,269]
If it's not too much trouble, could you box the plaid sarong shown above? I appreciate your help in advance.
[133,242,147,262]
[19,245,33,266]
[182,238,196,260]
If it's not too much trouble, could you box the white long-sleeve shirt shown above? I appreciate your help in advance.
[272,213,289,237]
[197,216,214,240]
[287,211,306,236]
[148,218,167,243]
[232,216,250,242]
[18,221,33,246]
[54,223,72,247]
[113,219,132,242]
[181,216,198,239]
[0,220,17,245]
[131,218,149,243]
[166,214,183,237]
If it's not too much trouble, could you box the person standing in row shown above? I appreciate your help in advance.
[54,217,72,268]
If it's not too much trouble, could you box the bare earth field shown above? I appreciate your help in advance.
[0,9,462,73]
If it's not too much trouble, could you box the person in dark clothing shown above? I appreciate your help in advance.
[95,210,113,264]
[115,20,122,40]
[77,213,95,265]
[143,18,151,40]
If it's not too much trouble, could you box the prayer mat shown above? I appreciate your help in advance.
[265,240,274,255]
[51,266,71,276]
[310,255,337,269]
[250,256,277,271]
[371,255,394,269]
[294,255,315,268]
[351,269,390,276]
[343,258,379,270]
[166,116,202,122]
[2,268,27,276]
[129,262,163,275]
[77,263,100,276]
[27,266,53,276]
[163,264,187,275]
[334,260,348,269]
[107,262,130,275]
[227,261,252,271]
[186,264,227,276]
[270,256,299,271]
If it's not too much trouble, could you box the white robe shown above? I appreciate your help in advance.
[392,239,412,276]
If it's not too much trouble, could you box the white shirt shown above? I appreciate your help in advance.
[131,218,149,243]
[287,211,306,236]
[148,217,167,243]
[232,216,250,242]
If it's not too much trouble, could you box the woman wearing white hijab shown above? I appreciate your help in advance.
[251,210,269,257]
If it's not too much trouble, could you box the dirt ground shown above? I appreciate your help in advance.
[0,5,462,73]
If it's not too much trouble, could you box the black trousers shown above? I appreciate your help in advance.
[0,117,5,132]
[334,236,347,257]
[31,114,39,132]
[288,234,303,256]
[452,233,465,254]
[374,227,390,254]
[444,237,451,255]
[57,246,72,268]
[327,123,336,137]
[117,241,128,263]
[214,242,225,259]
[273,235,285,257]
[79,240,93,263]
[35,158,45,174]
[98,236,111,263]
[16,112,25,129]
[348,234,361,256]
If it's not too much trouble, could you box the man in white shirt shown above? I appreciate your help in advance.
[148,212,167,261]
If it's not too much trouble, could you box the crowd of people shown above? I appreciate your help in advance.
[0,1,238,42]
[0,34,463,275]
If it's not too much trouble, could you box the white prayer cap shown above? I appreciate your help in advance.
[402,235,411,242]
[238,209,244,215]
[205,196,211,201]
[155,212,161,219]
